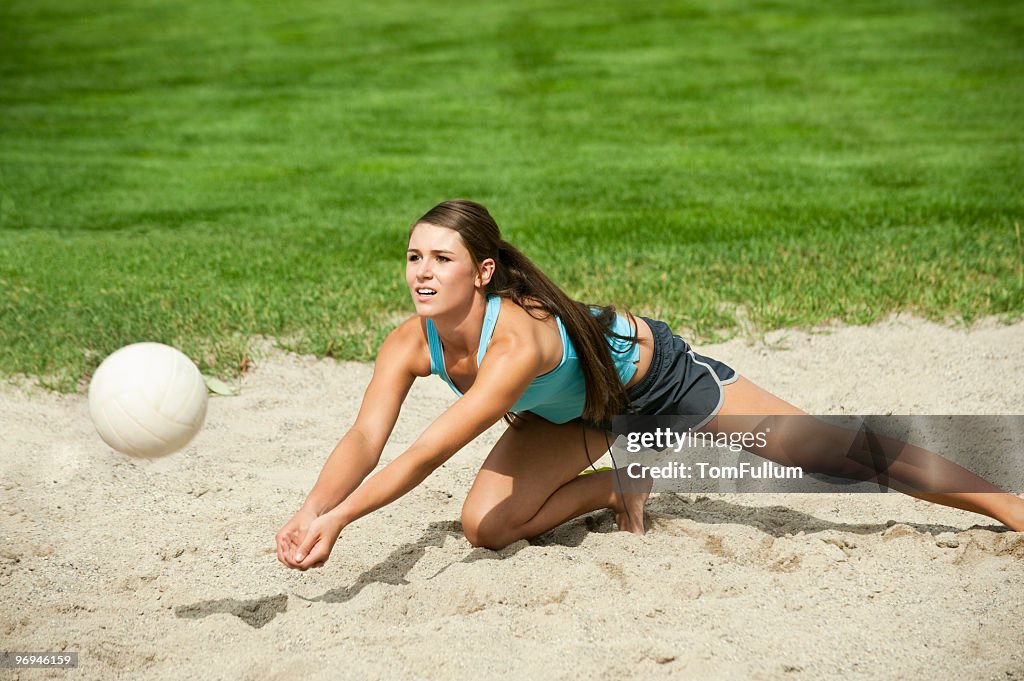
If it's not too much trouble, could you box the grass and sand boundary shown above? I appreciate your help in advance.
[2,0,1022,389]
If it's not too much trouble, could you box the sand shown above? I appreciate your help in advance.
[2,315,1023,680]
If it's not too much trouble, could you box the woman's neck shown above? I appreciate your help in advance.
[429,293,490,357]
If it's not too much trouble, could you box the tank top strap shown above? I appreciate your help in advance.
[476,294,502,366]
[424,318,447,378]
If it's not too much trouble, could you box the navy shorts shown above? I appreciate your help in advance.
[613,317,738,432]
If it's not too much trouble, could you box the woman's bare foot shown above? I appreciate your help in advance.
[612,472,653,536]
[1000,495,1024,532]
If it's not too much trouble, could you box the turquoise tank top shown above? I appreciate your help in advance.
[425,294,639,423]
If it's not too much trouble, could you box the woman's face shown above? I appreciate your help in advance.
[406,223,491,316]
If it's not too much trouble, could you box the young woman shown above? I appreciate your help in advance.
[277,200,1024,570]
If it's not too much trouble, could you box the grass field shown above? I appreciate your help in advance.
[1,0,1021,389]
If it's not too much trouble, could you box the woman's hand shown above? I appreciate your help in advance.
[287,511,347,571]
[275,506,319,569]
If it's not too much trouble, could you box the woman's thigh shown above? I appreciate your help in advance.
[707,376,866,475]
[716,375,806,419]
[463,413,613,527]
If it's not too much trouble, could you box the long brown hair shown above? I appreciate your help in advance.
[413,199,636,426]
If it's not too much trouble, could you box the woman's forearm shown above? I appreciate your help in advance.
[328,448,436,528]
[302,428,383,515]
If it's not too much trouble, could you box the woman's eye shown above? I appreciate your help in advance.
[436,256,450,263]
[407,254,420,262]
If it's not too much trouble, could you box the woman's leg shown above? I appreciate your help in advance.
[461,414,650,550]
[709,376,1024,531]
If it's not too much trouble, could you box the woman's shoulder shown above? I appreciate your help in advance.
[495,295,555,331]
[490,296,562,365]
[379,314,432,378]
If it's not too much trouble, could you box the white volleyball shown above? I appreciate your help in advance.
[88,343,209,458]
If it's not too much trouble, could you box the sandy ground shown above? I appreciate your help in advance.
[2,315,1023,681]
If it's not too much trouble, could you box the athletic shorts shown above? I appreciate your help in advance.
[610,317,738,432]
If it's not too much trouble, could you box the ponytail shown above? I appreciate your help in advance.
[490,239,635,426]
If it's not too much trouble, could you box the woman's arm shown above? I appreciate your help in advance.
[276,319,423,568]
[290,332,544,567]
[302,321,423,513]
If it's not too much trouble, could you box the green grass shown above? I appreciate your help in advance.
[1,0,1022,389]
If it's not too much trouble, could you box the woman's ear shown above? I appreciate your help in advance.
[476,258,496,288]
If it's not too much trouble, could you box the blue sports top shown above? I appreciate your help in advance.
[425,294,640,423]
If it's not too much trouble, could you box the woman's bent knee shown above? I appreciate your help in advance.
[461,503,515,550]
[462,520,514,550]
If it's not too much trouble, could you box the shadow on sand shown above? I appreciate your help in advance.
[175,498,1006,627]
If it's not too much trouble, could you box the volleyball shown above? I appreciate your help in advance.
[88,342,209,458]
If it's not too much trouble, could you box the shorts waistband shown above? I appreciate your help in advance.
[626,317,672,407]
